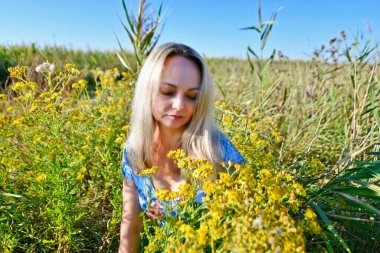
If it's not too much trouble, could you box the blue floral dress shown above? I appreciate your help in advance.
[121,133,246,219]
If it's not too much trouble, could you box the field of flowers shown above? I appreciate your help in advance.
[1,0,380,246]
[0,39,379,252]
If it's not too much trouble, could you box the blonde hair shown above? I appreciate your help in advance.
[126,43,223,171]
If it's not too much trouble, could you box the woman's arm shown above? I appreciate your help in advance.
[119,178,143,253]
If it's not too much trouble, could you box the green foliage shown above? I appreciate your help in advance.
[0,28,379,252]
[0,64,133,251]
[242,0,279,103]
[1,41,379,252]
[0,44,126,91]
[116,0,165,75]
[308,146,380,252]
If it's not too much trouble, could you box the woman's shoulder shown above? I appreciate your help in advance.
[217,131,247,164]
[121,143,134,180]
[121,142,155,212]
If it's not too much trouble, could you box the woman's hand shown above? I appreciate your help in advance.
[146,201,164,220]
[119,178,143,253]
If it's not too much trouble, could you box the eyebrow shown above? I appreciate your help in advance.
[161,82,200,91]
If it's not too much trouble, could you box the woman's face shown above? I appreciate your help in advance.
[152,55,201,132]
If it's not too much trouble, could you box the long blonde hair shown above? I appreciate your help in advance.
[126,43,223,171]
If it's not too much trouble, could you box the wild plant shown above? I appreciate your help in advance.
[0,64,133,251]
[241,0,281,105]
[116,0,165,75]
[138,105,322,252]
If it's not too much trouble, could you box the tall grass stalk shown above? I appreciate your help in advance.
[241,0,280,104]
[116,0,165,75]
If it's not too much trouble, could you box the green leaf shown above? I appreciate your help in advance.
[336,192,380,216]
[247,46,259,59]
[326,213,378,223]
[246,51,255,73]
[353,180,380,194]
[240,25,261,33]
[260,12,278,49]
[116,52,132,71]
[269,48,276,60]
[311,202,352,253]
[122,0,136,34]
[333,182,380,199]
[119,17,136,45]
[320,231,335,253]
[263,49,276,73]
[355,161,380,166]
[334,187,379,199]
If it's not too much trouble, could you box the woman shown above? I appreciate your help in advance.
[119,43,245,252]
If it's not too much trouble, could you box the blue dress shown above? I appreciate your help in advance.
[121,133,246,218]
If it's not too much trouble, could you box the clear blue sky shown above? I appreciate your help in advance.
[0,0,379,59]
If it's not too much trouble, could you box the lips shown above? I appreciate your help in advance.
[168,115,184,120]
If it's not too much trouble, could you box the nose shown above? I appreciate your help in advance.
[172,94,185,110]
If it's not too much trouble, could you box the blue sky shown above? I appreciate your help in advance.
[0,0,379,59]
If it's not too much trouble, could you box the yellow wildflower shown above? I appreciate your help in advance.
[65,63,80,75]
[29,105,38,113]
[81,145,90,151]
[145,243,159,252]
[8,66,28,79]
[196,224,209,247]
[99,106,111,114]
[11,82,27,92]
[304,208,317,220]
[76,173,84,180]
[138,166,157,176]
[36,173,47,182]
[294,183,306,197]
[12,117,25,126]
[122,125,130,131]
[155,189,171,202]
[203,181,214,195]
[179,224,194,240]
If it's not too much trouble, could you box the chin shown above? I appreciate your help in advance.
[162,120,189,130]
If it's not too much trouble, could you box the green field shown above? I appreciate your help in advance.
[0,40,379,252]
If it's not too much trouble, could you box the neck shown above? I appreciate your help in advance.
[150,124,184,176]
[154,124,184,150]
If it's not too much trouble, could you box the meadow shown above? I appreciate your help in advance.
[0,30,379,252]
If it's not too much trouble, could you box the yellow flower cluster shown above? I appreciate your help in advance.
[215,101,283,170]
[1,62,327,252]
[8,66,28,79]
[142,149,319,252]
[72,79,87,90]
[138,166,158,176]
[64,63,80,76]
[167,149,214,183]
[1,63,136,252]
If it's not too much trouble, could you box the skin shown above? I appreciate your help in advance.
[119,55,201,253]
[152,55,200,134]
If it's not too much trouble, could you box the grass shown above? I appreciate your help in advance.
[0,36,379,251]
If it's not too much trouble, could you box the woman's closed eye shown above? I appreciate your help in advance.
[160,91,175,96]
[160,90,198,100]
[187,95,198,100]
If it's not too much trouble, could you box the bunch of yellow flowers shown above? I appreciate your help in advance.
[142,149,321,252]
